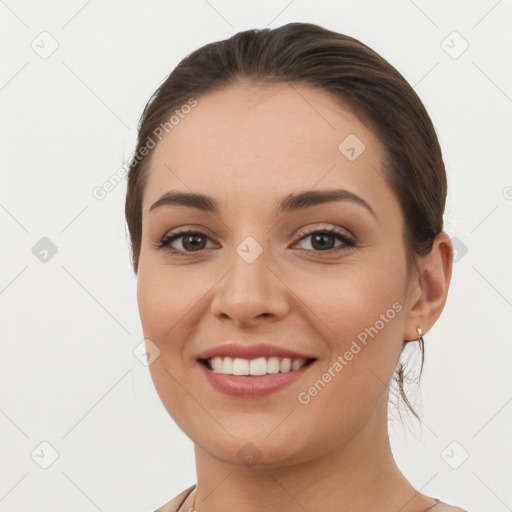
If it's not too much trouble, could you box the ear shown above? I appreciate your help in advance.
[403,231,453,341]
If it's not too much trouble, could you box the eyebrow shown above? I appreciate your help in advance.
[147,188,376,218]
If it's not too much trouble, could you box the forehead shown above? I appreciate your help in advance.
[142,82,391,214]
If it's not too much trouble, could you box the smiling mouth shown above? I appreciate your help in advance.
[198,356,317,376]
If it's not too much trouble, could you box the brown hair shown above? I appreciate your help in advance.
[125,22,447,420]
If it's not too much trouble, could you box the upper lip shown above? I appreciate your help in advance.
[196,343,317,361]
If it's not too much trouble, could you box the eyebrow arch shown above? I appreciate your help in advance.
[147,188,376,218]
[148,191,220,214]
[276,189,376,218]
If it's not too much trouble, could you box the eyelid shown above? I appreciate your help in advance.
[295,223,355,240]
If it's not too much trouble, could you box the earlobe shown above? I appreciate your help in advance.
[403,232,454,342]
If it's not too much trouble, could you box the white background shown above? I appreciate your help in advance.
[1,1,511,511]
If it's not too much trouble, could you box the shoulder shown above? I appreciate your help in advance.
[150,487,468,512]
[429,502,469,512]
[153,484,196,512]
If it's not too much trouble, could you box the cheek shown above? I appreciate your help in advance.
[290,263,405,412]
[136,261,206,345]
[136,265,205,431]
[294,260,404,346]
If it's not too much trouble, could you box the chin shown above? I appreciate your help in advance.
[193,425,325,469]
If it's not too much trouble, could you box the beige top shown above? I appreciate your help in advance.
[154,484,469,512]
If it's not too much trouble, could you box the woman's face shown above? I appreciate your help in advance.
[137,82,421,466]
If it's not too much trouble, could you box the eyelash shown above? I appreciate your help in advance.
[154,227,356,256]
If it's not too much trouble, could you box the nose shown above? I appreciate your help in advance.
[210,243,290,328]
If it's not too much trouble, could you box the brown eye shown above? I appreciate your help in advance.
[157,231,213,254]
[295,228,355,253]
[180,233,207,251]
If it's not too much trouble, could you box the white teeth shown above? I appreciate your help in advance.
[249,357,267,376]
[233,358,248,375]
[291,359,304,371]
[266,357,281,374]
[280,358,291,372]
[209,356,310,375]
[221,357,233,374]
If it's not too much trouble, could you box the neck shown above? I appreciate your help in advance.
[188,396,437,512]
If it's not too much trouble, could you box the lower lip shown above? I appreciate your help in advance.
[198,360,316,398]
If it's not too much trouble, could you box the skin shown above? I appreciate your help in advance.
[136,82,453,512]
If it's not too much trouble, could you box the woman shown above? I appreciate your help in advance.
[125,22,467,512]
